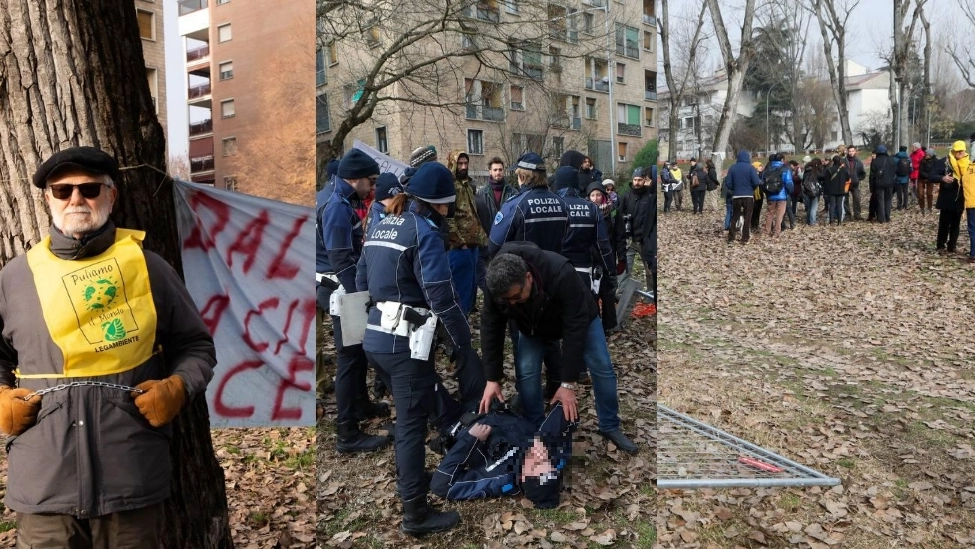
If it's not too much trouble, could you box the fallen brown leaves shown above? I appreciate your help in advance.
[658,207,975,548]
[318,302,656,548]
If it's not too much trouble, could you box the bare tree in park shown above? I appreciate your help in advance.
[0,3,232,547]
[890,0,929,146]
[948,0,975,88]
[316,0,636,171]
[805,0,859,147]
[660,0,709,159]
[705,0,758,161]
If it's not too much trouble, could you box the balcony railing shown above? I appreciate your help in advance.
[190,156,214,173]
[616,44,640,58]
[178,0,207,16]
[645,90,657,101]
[189,119,213,136]
[465,102,478,119]
[188,83,211,99]
[186,45,209,62]
[482,106,504,121]
[585,78,610,92]
[618,123,642,137]
[643,14,656,26]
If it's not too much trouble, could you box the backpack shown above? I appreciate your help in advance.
[801,169,821,197]
[706,170,718,191]
[895,156,912,177]
[762,165,785,195]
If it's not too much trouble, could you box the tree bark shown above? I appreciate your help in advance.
[706,0,757,161]
[809,0,856,147]
[0,2,232,547]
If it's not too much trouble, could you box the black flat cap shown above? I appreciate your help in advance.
[33,146,120,189]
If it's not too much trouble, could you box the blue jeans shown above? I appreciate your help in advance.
[447,247,479,314]
[828,195,845,223]
[968,209,975,257]
[514,318,620,432]
[724,200,733,230]
[803,195,819,225]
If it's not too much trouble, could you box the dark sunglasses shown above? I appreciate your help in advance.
[48,183,109,200]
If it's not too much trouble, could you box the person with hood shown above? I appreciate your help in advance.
[894,145,912,210]
[321,150,393,454]
[549,150,584,191]
[843,146,866,220]
[910,142,925,210]
[431,402,575,508]
[761,153,794,237]
[943,141,975,263]
[924,147,958,252]
[869,145,897,223]
[618,167,654,293]
[480,244,639,454]
[357,162,488,535]
[475,157,517,293]
[918,148,943,217]
[586,180,627,332]
[489,152,569,257]
[553,167,616,293]
[602,179,620,208]
[445,150,485,315]
[725,151,762,244]
[823,155,851,225]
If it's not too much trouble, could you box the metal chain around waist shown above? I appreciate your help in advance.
[23,381,146,401]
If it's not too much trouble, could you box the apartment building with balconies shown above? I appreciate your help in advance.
[317,0,658,180]
[178,0,311,189]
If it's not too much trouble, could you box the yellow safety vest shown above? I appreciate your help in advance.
[23,229,158,378]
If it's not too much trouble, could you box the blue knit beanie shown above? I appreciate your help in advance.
[338,149,380,179]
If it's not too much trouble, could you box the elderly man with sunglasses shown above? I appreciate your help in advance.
[0,146,216,548]
[478,240,638,455]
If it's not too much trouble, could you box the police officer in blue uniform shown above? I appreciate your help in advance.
[320,149,391,454]
[488,152,568,257]
[357,162,486,536]
[552,166,616,295]
[316,158,340,404]
[365,173,404,234]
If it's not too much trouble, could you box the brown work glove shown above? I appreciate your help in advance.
[0,386,41,436]
[131,375,186,427]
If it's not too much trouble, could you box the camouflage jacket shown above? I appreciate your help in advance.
[446,149,486,249]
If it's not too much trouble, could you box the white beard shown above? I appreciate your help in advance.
[52,200,112,238]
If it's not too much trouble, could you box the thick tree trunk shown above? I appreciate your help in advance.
[705,0,756,160]
[0,2,233,547]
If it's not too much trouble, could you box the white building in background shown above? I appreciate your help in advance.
[658,60,892,160]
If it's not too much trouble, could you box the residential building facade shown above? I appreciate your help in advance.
[137,0,167,152]
[317,0,658,182]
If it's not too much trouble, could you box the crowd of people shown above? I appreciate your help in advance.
[659,140,975,261]
[316,146,656,535]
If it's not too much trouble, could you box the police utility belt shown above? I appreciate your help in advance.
[373,301,439,361]
[323,274,371,347]
[575,266,602,294]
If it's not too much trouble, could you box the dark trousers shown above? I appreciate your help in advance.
[365,350,475,501]
[597,271,619,331]
[895,183,909,209]
[751,197,763,229]
[784,195,798,229]
[937,209,963,251]
[875,187,893,223]
[729,197,755,243]
[844,184,863,219]
[828,195,845,224]
[691,190,706,213]
[331,313,368,423]
[17,502,165,549]
[663,191,674,212]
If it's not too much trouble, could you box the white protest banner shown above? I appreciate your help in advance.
[174,180,315,427]
[353,138,409,178]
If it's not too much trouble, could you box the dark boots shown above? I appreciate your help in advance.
[401,495,459,536]
[354,394,390,420]
[335,420,390,454]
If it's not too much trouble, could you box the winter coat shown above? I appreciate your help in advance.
[618,185,653,243]
[724,151,762,198]
[869,153,897,190]
[936,155,964,212]
[844,156,866,187]
[894,151,911,185]
[762,161,794,202]
[475,177,517,235]
[910,148,925,180]
[823,165,851,196]
[948,152,975,210]
[586,181,627,261]
[481,241,598,384]
[445,149,486,249]
[0,222,216,517]
[919,155,945,183]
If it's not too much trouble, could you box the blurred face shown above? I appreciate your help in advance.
[489,162,505,182]
[588,190,604,204]
[520,438,554,482]
[45,170,117,240]
[349,175,378,199]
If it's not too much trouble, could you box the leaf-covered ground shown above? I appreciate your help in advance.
[317,299,656,548]
[657,204,975,548]
[0,426,317,548]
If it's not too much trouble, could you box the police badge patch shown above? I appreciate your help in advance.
[493,212,504,225]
